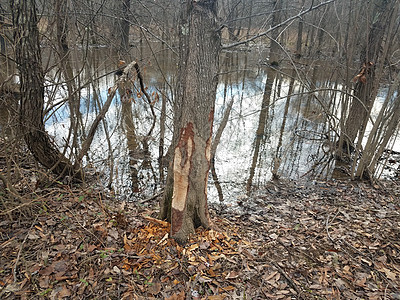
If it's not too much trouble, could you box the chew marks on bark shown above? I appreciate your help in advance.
[171,123,194,236]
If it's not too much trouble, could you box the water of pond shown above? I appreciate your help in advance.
[2,46,399,203]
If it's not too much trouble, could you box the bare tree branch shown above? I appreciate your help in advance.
[222,0,335,50]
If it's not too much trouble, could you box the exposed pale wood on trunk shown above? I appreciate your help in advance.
[161,0,220,244]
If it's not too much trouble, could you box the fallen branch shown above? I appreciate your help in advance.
[326,209,340,244]
[139,191,163,204]
[13,215,39,283]
[271,261,305,299]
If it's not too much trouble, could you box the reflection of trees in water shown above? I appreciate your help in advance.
[5,40,399,200]
[247,67,276,192]
[1,0,400,206]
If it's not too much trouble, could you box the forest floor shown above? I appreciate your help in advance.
[1,171,400,299]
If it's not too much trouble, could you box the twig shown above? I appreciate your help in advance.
[0,236,16,248]
[62,205,106,248]
[139,191,163,204]
[271,261,304,299]
[0,200,36,216]
[340,237,398,290]
[384,283,389,299]
[0,173,23,200]
[222,0,335,50]
[326,209,340,243]
[13,215,39,283]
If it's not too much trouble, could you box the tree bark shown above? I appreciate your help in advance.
[12,0,81,180]
[295,0,306,58]
[160,0,220,244]
[119,0,131,52]
[342,0,396,153]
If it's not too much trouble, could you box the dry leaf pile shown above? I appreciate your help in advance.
[218,179,400,299]
[0,179,399,299]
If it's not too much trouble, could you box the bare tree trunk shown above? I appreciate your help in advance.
[247,68,276,192]
[12,0,81,180]
[158,88,167,184]
[357,71,400,179]
[54,0,82,161]
[0,14,5,55]
[211,98,234,202]
[160,0,220,244]
[295,0,306,58]
[272,70,295,179]
[342,0,397,154]
[247,0,281,191]
[121,97,140,192]
[119,0,131,53]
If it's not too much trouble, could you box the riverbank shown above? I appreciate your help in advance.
[1,172,399,299]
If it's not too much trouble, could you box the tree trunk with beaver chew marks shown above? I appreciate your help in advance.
[160,0,220,244]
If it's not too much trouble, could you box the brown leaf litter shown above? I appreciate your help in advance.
[0,179,399,299]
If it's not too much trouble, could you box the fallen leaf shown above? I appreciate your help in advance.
[39,276,49,288]
[39,265,54,276]
[208,295,228,300]
[53,260,68,273]
[263,271,278,281]
[309,284,322,289]
[88,244,97,252]
[200,241,210,249]
[27,232,40,240]
[225,271,239,279]
[59,285,72,298]
[148,281,161,295]
[108,228,119,240]
[379,267,398,281]
[165,290,185,300]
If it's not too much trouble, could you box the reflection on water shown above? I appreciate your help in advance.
[3,46,398,202]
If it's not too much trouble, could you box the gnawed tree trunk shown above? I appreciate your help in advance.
[12,0,81,180]
[160,0,220,244]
